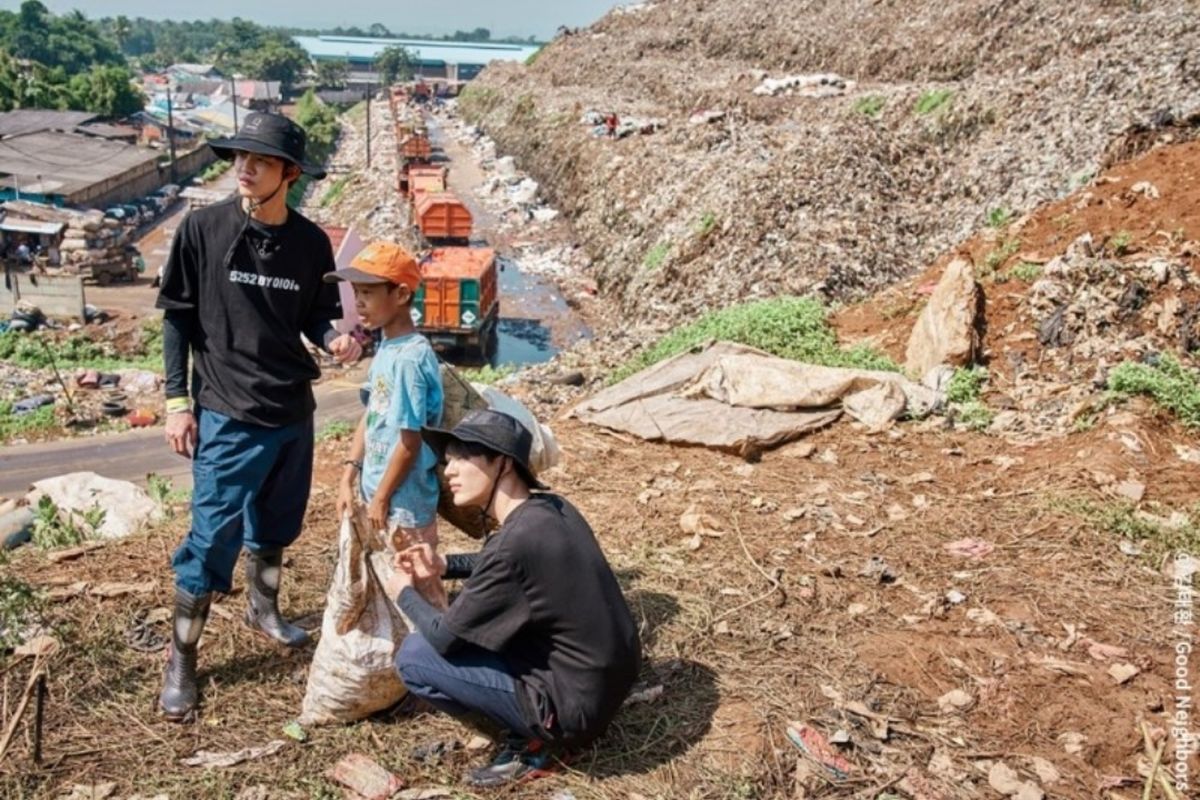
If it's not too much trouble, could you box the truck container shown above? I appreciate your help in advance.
[413,247,499,355]
[399,133,432,160]
[407,165,448,199]
[414,191,473,242]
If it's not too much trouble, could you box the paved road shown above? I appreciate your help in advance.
[0,375,365,497]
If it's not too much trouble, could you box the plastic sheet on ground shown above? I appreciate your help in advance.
[572,341,941,456]
[27,472,161,539]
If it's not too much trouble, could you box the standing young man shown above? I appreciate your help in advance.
[156,111,362,721]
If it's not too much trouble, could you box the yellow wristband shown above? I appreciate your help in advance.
[165,397,191,414]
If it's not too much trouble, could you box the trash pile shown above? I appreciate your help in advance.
[458,0,1200,328]
[2,195,168,281]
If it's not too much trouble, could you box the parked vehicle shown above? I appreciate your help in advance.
[413,247,499,356]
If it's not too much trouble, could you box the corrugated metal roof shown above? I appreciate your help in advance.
[0,218,64,235]
[0,110,99,138]
[294,35,539,66]
[0,131,160,197]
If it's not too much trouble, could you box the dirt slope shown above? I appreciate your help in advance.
[461,0,1199,327]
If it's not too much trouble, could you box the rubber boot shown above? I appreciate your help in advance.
[244,548,311,648]
[159,587,211,722]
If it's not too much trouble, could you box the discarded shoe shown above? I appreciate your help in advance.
[464,738,565,787]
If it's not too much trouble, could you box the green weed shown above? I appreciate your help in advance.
[0,575,43,652]
[0,319,163,371]
[854,95,885,118]
[946,366,986,405]
[146,473,191,517]
[524,46,544,66]
[1006,261,1043,282]
[643,242,671,271]
[983,238,1021,276]
[1056,497,1200,560]
[197,159,231,183]
[459,363,518,385]
[1108,354,1200,427]
[30,495,96,550]
[1109,230,1134,255]
[0,402,56,443]
[953,400,994,431]
[316,419,354,442]
[694,212,718,237]
[610,296,898,384]
[915,89,953,115]
[320,175,353,208]
[986,207,1013,229]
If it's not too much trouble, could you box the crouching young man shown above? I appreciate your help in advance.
[387,410,642,787]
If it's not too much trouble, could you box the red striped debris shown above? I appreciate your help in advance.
[327,753,404,800]
[785,722,854,781]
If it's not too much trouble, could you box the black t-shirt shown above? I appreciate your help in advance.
[443,495,642,743]
[155,198,340,427]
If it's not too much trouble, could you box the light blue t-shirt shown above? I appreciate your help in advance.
[360,332,444,528]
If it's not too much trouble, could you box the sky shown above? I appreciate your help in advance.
[6,0,625,40]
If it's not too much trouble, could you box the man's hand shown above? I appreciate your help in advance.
[368,493,389,533]
[384,552,416,598]
[336,475,356,519]
[165,411,198,459]
[402,544,446,581]
[328,333,363,365]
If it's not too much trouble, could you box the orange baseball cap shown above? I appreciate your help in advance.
[324,241,421,291]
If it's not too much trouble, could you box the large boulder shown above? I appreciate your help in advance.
[905,258,982,377]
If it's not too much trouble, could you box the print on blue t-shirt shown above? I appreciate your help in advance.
[360,332,443,528]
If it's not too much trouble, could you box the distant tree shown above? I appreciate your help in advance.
[66,64,144,117]
[112,15,131,51]
[245,37,310,88]
[315,59,348,88]
[375,45,414,86]
[368,22,391,38]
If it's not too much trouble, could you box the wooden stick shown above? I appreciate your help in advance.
[1140,721,1182,800]
[32,673,46,765]
[1143,740,1164,800]
[0,664,42,761]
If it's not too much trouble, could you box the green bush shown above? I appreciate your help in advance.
[1006,261,1043,282]
[198,159,231,183]
[643,242,670,271]
[0,402,56,443]
[986,207,1013,228]
[946,366,986,405]
[854,95,885,118]
[316,419,354,442]
[320,175,353,208]
[0,319,162,371]
[610,296,898,384]
[460,363,517,385]
[0,575,43,652]
[1108,355,1200,427]
[915,89,953,115]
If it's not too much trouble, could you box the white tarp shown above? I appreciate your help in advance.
[573,341,941,456]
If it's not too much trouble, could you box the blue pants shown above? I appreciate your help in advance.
[172,407,314,595]
[396,633,541,740]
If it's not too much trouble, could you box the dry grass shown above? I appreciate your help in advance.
[0,416,1193,798]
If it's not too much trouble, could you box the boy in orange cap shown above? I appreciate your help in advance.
[328,242,444,547]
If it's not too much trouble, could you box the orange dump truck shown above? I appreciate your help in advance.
[399,133,432,160]
[407,165,447,199]
[414,247,499,355]
[414,191,473,242]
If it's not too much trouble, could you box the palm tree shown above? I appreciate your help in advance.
[114,15,131,53]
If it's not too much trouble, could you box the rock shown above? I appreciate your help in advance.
[905,258,982,377]
[545,370,585,386]
[988,762,1023,795]
[1058,731,1086,755]
[494,155,518,177]
[1114,480,1145,503]
[1029,757,1061,785]
[1107,662,1140,684]
[27,473,161,540]
[532,207,560,223]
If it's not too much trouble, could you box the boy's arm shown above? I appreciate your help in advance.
[367,429,422,528]
[337,413,368,517]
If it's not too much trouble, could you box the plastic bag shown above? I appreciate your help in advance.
[299,509,408,725]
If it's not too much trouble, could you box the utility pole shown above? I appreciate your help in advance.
[166,85,178,182]
[365,80,371,170]
[230,77,238,130]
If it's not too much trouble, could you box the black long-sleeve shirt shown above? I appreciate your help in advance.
[396,552,479,654]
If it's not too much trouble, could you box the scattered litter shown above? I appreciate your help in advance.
[858,556,897,584]
[181,739,286,768]
[624,684,664,705]
[411,739,461,765]
[124,608,167,653]
[946,589,967,605]
[464,735,491,751]
[988,761,1044,799]
[1107,662,1140,684]
[944,538,994,559]
[1113,480,1145,503]
[679,507,724,538]
[785,722,854,780]
[688,109,726,125]
[57,785,116,800]
[282,721,308,742]
[14,634,60,658]
[1119,540,1143,556]
[1029,757,1061,785]
[1083,639,1128,661]
[327,753,404,800]
[1058,731,1086,755]
[397,790,454,800]
[752,72,853,97]
[937,689,974,714]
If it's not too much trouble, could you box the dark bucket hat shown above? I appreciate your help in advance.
[208,111,326,179]
[422,409,549,491]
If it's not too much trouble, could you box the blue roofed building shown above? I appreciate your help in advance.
[293,35,541,82]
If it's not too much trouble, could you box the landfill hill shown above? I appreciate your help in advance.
[459,0,1200,327]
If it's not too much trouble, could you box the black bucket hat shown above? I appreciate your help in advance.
[208,111,326,179]
[422,409,549,491]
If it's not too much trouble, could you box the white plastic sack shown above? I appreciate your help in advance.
[300,511,408,725]
[473,385,561,475]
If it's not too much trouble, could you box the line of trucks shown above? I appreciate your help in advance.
[389,86,499,358]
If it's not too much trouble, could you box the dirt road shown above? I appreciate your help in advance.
[0,370,365,496]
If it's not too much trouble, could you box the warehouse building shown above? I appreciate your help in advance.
[294,35,540,81]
